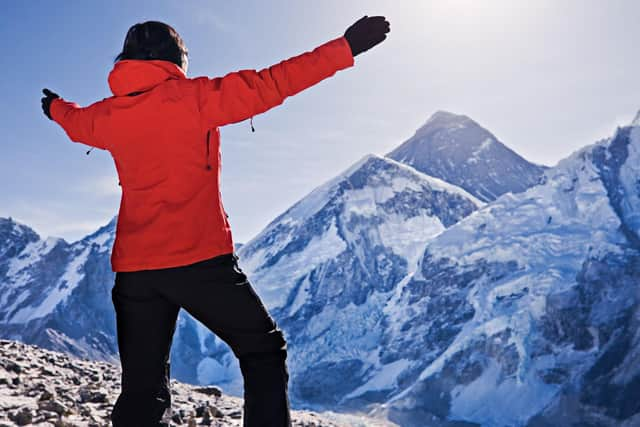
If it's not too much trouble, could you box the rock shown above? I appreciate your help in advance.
[171,411,184,424]
[5,361,22,374]
[8,407,32,425]
[201,406,213,425]
[78,385,108,403]
[210,404,225,418]
[227,408,242,419]
[34,382,57,398]
[192,385,222,397]
[195,404,207,417]
[37,398,68,415]
[37,409,59,420]
[26,388,40,397]
[38,388,55,401]
[39,366,56,376]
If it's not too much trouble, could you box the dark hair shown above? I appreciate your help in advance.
[113,21,188,71]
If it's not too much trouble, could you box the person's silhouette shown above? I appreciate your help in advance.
[42,16,390,427]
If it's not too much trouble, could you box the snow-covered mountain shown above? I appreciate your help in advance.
[0,216,247,390]
[364,119,640,426]
[238,153,482,311]
[234,153,482,411]
[387,111,547,202]
[5,109,637,426]
[0,217,118,362]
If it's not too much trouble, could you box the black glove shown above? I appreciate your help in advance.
[344,15,390,57]
[41,88,60,120]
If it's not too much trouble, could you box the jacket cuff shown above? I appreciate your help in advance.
[325,35,356,70]
[49,97,65,123]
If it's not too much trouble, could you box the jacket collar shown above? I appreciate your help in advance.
[108,59,187,97]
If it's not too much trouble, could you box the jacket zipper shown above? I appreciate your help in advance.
[205,128,229,224]
[205,129,212,170]
[205,129,230,227]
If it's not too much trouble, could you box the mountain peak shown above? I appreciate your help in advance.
[426,110,472,123]
[387,112,547,202]
[0,216,40,241]
[417,111,475,136]
[257,152,482,248]
[632,109,640,126]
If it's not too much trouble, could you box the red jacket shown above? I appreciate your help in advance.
[50,36,355,272]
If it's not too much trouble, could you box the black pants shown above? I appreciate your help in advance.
[110,252,291,427]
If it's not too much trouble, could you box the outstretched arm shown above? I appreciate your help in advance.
[42,89,108,150]
[197,36,353,128]
[198,16,390,128]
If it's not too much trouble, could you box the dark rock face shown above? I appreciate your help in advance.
[296,359,366,405]
[529,251,640,426]
[387,111,547,202]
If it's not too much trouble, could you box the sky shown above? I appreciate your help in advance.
[1,0,639,244]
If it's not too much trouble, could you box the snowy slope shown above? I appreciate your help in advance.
[366,119,640,426]
[0,216,246,388]
[0,217,117,362]
[387,111,547,202]
[236,153,481,407]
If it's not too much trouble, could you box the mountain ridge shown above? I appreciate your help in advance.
[4,110,637,425]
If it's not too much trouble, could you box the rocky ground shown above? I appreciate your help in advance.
[0,340,394,427]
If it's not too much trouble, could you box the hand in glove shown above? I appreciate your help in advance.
[344,15,390,57]
[41,88,60,120]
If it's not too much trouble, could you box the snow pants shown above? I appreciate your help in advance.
[110,252,291,427]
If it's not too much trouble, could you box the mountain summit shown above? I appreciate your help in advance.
[387,111,547,202]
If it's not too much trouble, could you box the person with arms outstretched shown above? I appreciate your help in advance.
[42,15,390,427]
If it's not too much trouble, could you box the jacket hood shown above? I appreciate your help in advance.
[108,59,187,97]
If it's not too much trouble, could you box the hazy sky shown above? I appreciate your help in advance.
[1,0,639,244]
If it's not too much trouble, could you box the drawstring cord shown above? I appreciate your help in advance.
[250,116,255,132]
[86,91,144,157]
